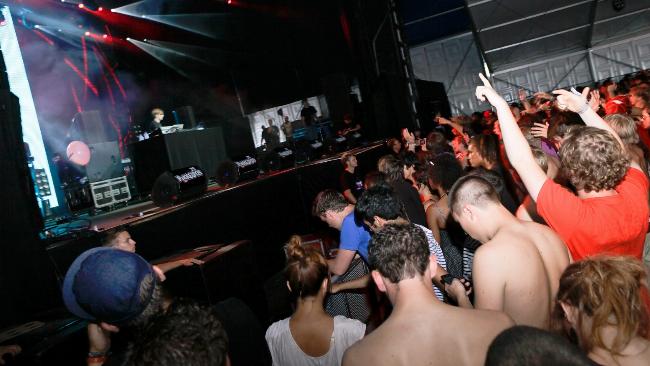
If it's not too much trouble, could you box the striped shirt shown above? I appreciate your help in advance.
[415,224,447,301]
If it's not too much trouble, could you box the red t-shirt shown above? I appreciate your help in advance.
[537,168,649,260]
[637,125,650,151]
[604,95,629,115]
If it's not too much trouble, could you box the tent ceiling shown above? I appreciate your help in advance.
[466,0,650,72]
[399,0,470,46]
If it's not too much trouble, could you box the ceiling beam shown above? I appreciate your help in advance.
[463,0,491,72]
[479,0,592,32]
[484,24,589,53]
[403,6,465,26]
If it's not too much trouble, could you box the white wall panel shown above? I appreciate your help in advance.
[409,32,650,115]
[493,34,650,101]
[409,32,486,115]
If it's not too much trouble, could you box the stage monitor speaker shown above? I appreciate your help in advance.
[216,156,259,186]
[86,141,123,183]
[172,106,197,129]
[152,166,207,207]
[70,111,115,143]
[260,147,294,172]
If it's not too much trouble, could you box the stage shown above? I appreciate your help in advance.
[45,142,386,288]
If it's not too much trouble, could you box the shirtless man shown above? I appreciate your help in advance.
[446,175,570,328]
[343,223,513,366]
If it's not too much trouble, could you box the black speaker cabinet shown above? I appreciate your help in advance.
[416,79,452,128]
[0,92,43,237]
[0,90,60,327]
[157,240,268,322]
[86,141,123,183]
[69,110,115,143]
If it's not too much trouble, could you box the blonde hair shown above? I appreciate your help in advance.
[551,256,650,356]
[605,114,639,145]
[341,152,354,166]
[530,146,548,173]
[151,108,164,117]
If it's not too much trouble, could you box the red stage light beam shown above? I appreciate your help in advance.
[81,35,89,99]
[70,83,83,113]
[91,45,127,100]
[32,29,54,46]
[64,57,99,96]
[102,71,115,106]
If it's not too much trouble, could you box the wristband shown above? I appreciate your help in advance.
[88,351,108,357]
[577,102,590,114]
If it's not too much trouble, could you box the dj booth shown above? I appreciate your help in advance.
[131,127,227,193]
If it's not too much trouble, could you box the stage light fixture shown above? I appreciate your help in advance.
[84,31,90,36]
[102,34,107,38]
[78,4,84,9]
[98,7,103,11]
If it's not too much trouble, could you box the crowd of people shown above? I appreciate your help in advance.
[51,69,650,366]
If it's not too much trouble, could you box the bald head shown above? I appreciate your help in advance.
[449,175,500,215]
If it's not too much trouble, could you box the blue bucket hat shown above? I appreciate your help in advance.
[62,247,157,325]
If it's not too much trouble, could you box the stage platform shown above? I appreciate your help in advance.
[45,142,386,284]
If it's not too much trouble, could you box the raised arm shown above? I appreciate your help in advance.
[475,74,547,200]
[553,88,640,171]
[437,116,464,135]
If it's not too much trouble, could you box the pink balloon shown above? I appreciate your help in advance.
[66,140,91,166]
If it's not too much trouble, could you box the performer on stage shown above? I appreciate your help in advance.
[281,116,293,143]
[261,119,281,150]
[300,99,318,126]
[338,113,361,137]
[147,108,165,134]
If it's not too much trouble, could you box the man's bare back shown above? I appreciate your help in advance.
[343,298,513,366]
[472,220,570,328]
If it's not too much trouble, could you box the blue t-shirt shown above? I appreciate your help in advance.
[339,212,371,261]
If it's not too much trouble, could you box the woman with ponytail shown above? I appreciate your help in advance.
[265,236,366,365]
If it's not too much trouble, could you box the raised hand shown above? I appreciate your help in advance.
[401,128,415,144]
[436,116,452,126]
[475,73,508,109]
[552,87,589,114]
[530,122,549,139]
[588,90,601,112]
